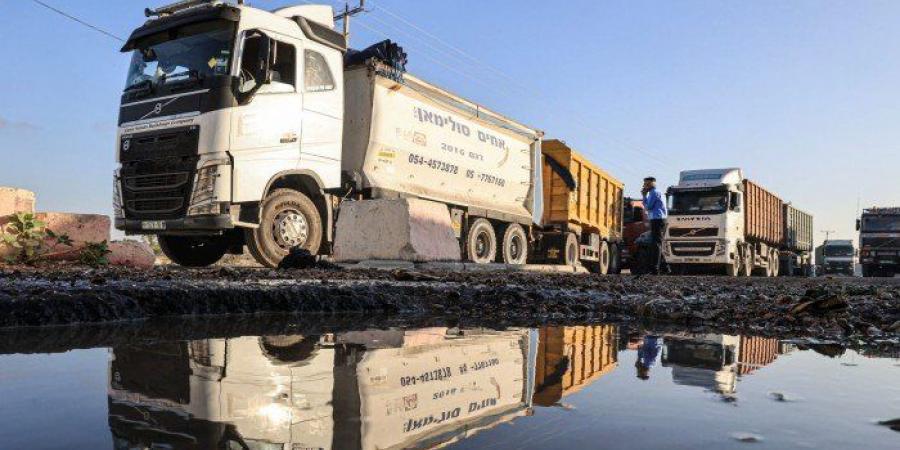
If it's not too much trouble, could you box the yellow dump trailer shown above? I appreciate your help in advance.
[535,139,625,273]
[533,325,618,406]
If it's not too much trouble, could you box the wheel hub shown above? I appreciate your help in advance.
[475,232,490,259]
[274,210,309,249]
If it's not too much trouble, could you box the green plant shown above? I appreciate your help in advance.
[79,241,112,268]
[1,212,72,264]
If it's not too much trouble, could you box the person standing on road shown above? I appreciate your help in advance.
[642,176,668,275]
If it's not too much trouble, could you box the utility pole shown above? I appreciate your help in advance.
[821,230,835,243]
[335,0,366,42]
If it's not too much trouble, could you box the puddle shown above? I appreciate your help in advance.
[0,324,897,449]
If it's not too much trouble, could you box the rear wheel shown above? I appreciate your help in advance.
[768,249,780,277]
[466,218,496,264]
[246,189,323,268]
[159,235,228,267]
[498,223,528,265]
[563,232,579,266]
[586,241,611,274]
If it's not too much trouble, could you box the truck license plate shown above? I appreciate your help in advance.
[141,221,166,231]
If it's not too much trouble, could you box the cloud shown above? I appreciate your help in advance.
[0,115,40,131]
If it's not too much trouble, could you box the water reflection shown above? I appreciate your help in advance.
[106,326,790,449]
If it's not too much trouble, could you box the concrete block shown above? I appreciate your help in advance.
[333,198,460,263]
[108,240,156,269]
[0,187,35,217]
[36,213,111,259]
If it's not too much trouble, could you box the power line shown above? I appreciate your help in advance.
[28,0,124,42]
[366,1,672,170]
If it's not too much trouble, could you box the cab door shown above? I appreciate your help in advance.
[299,44,343,189]
[230,30,304,203]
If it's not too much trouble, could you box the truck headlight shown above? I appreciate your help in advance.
[113,173,124,219]
[187,162,226,216]
[715,241,727,256]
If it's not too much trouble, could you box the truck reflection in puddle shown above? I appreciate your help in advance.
[106,326,786,449]
[661,334,790,396]
[108,328,541,450]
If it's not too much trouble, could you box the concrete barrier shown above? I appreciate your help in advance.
[333,198,460,263]
[0,187,36,217]
[108,240,156,269]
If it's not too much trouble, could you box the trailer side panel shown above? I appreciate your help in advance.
[743,179,784,246]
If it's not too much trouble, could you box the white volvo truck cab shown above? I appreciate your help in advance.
[114,1,346,267]
[664,169,747,276]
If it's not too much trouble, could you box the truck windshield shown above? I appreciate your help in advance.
[125,20,234,93]
[824,246,853,257]
[861,216,900,232]
[670,191,728,215]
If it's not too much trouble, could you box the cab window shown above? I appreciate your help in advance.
[304,50,335,92]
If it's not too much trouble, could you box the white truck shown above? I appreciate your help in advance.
[664,168,813,276]
[815,239,856,276]
[113,1,547,268]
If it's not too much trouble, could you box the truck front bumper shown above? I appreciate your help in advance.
[663,239,732,265]
[116,214,234,235]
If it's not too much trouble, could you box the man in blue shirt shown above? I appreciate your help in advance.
[642,176,668,274]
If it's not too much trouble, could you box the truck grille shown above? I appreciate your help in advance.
[668,227,719,238]
[118,127,199,221]
[120,158,197,220]
[670,241,716,257]
[862,237,900,249]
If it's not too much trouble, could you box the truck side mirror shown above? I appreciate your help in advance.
[855,219,861,231]
[237,31,272,103]
[730,192,741,211]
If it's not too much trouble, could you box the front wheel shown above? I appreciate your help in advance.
[158,235,228,267]
[608,243,622,274]
[246,189,323,268]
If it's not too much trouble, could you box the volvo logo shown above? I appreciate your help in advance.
[152,102,163,115]
[122,139,131,152]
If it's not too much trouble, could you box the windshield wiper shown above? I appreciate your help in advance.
[123,79,155,100]
[159,70,205,91]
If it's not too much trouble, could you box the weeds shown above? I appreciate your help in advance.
[1,212,72,264]
[79,241,112,268]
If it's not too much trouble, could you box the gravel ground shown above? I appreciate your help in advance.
[1,265,898,348]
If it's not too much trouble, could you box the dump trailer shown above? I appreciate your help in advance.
[665,168,812,277]
[113,1,625,270]
[533,325,618,406]
[534,140,625,273]
[816,239,855,276]
[857,207,900,277]
[780,204,814,276]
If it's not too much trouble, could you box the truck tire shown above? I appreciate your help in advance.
[769,249,780,277]
[725,257,740,276]
[739,246,753,277]
[246,189,323,268]
[564,232,579,267]
[498,223,528,265]
[158,235,228,267]
[466,218,496,264]
[608,243,622,274]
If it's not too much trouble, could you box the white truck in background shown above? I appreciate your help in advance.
[664,168,813,276]
[114,1,546,268]
[815,239,856,276]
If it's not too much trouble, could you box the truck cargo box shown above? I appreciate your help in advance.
[783,204,813,252]
[534,325,618,406]
[743,179,784,246]
[342,64,543,224]
[541,140,624,239]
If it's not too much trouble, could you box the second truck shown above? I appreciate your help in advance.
[113,1,623,271]
[664,168,813,276]
[857,207,900,277]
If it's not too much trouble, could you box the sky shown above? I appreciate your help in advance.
[1,0,898,248]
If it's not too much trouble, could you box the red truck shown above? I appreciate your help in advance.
[621,197,649,271]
